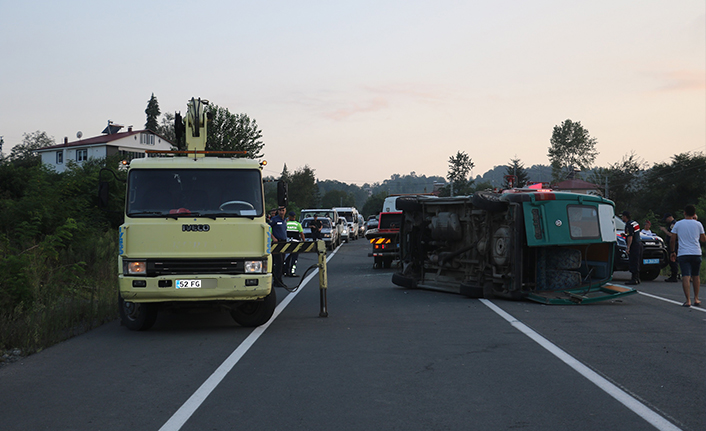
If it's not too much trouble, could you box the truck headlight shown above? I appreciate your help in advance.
[125,260,146,275]
[245,260,264,273]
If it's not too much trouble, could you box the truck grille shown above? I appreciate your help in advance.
[147,258,256,276]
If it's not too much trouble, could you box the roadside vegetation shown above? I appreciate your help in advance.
[0,147,126,357]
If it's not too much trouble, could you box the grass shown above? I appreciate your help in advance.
[0,231,119,356]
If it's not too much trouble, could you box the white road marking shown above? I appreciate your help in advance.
[480,299,682,431]
[638,291,706,312]
[158,245,340,431]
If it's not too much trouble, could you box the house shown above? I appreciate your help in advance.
[36,122,174,173]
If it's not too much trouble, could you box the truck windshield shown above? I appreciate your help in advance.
[126,168,264,218]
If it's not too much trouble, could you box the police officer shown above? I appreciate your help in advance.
[269,206,288,287]
[621,211,643,285]
[284,211,305,277]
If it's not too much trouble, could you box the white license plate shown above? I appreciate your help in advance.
[643,258,659,265]
[176,279,201,289]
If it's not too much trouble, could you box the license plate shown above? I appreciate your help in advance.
[643,258,659,265]
[176,279,201,289]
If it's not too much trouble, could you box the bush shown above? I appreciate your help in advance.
[0,156,124,354]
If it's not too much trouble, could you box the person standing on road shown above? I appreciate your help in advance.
[269,206,288,287]
[284,211,306,277]
[621,211,643,286]
[310,214,323,241]
[670,204,706,307]
[660,213,680,282]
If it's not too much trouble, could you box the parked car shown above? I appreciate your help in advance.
[301,217,339,250]
[613,216,668,281]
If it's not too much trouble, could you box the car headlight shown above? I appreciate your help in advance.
[124,260,147,275]
[245,260,264,273]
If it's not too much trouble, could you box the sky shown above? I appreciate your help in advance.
[1,0,704,185]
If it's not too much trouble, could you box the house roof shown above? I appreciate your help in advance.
[36,129,172,151]
[553,179,600,190]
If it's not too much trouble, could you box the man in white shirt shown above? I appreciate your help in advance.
[670,204,706,307]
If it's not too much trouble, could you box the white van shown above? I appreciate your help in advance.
[382,196,399,213]
[333,207,360,241]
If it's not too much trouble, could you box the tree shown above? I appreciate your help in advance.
[289,165,317,209]
[8,131,55,167]
[503,158,529,188]
[145,93,161,132]
[641,152,706,217]
[280,164,292,184]
[206,104,264,158]
[362,191,387,218]
[445,150,475,196]
[157,112,180,148]
[548,119,598,182]
[589,151,645,211]
[321,190,354,208]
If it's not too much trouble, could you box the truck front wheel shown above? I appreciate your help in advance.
[230,289,277,327]
[119,297,158,331]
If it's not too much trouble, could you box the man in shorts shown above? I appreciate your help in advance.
[670,204,706,307]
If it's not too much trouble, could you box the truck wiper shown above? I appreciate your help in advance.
[202,212,256,220]
[128,211,165,217]
[165,211,217,220]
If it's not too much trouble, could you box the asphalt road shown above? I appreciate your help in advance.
[1,239,703,431]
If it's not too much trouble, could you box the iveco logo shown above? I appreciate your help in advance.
[182,224,210,232]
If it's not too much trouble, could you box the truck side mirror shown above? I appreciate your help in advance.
[277,181,288,207]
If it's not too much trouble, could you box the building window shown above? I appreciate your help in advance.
[56,151,63,164]
[76,149,88,161]
[140,133,155,145]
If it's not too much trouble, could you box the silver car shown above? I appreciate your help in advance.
[301,217,339,250]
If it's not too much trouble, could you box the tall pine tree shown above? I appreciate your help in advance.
[503,158,529,188]
[145,93,161,132]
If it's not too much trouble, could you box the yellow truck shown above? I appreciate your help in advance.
[104,98,284,330]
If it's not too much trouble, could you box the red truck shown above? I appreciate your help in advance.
[366,211,403,268]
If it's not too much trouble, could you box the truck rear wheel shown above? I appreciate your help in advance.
[119,297,158,331]
[230,288,277,327]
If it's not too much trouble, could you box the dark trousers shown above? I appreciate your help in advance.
[629,245,643,280]
[284,253,299,275]
[272,253,284,286]
[667,259,679,278]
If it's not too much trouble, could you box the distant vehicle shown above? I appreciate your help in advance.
[382,196,399,213]
[334,207,359,240]
[613,216,668,281]
[340,217,351,242]
[357,214,366,237]
[366,211,403,269]
[301,217,339,250]
[366,218,379,230]
[300,208,344,244]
